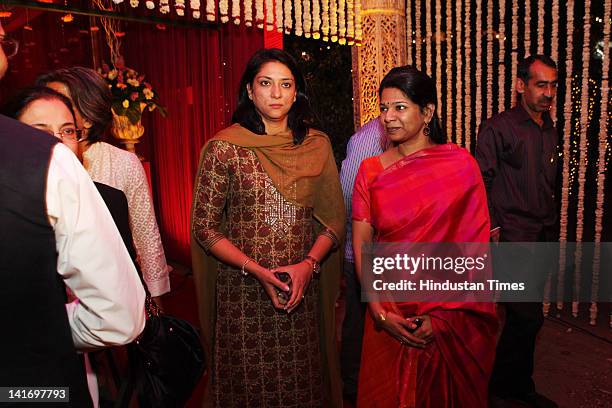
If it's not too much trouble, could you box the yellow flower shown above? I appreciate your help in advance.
[143,88,154,100]
[127,78,140,87]
[122,99,129,108]
[108,69,118,80]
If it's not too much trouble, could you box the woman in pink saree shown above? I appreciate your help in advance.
[352,66,498,407]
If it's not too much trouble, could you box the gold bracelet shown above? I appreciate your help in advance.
[240,258,252,276]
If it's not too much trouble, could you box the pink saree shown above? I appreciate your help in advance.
[352,144,498,408]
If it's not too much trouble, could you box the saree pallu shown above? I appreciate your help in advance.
[353,144,498,408]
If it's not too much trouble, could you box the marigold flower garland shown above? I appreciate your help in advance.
[275,0,284,31]
[321,0,330,40]
[425,0,432,75]
[445,0,452,141]
[219,0,229,22]
[294,0,303,36]
[266,0,275,31]
[346,0,353,43]
[205,0,215,20]
[330,0,338,42]
[463,0,471,148]
[486,0,493,119]
[303,0,312,37]
[245,0,253,26]
[455,0,463,146]
[474,0,482,146]
[232,0,240,24]
[435,0,442,113]
[498,0,506,113]
[415,0,421,68]
[284,0,292,33]
[191,0,201,19]
[255,0,264,28]
[406,0,412,65]
[338,0,346,44]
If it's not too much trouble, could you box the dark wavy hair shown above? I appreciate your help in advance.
[1,86,77,125]
[231,48,320,145]
[378,65,445,144]
[35,66,112,144]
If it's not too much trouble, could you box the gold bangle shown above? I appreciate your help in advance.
[240,258,252,276]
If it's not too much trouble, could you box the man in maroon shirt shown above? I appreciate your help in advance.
[476,55,559,408]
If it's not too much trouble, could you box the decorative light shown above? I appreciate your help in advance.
[61,14,74,23]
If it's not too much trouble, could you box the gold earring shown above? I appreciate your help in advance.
[423,122,430,137]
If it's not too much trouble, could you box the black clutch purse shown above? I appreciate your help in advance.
[128,295,205,407]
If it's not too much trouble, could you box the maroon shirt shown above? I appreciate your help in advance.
[475,105,558,242]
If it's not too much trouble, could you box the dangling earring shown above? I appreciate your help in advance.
[423,122,431,137]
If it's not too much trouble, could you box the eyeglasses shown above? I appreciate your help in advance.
[43,127,83,142]
[0,34,19,58]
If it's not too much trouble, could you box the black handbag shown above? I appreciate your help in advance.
[127,294,205,407]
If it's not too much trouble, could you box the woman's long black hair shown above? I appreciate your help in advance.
[231,48,321,145]
[379,65,446,144]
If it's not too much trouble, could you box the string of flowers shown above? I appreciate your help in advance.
[160,0,170,13]
[474,0,482,145]
[498,0,506,113]
[232,0,241,24]
[406,0,412,65]
[511,0,518,107]
[537,0,545,53]
[321,0,329,40]
[550,0,559,121]
[346,0,353,43]
[294,0,303,35]
[415,0,421,69]
[455,0,463,146]
[313,0,321,39]
[486,0,493,119]
[445,0,452,141]
[463,0,471,149]
[266,0,275,31]
[275,0,283,31]
[244,0,253,26]
[191,0,201,19]
[330,0,338,42]
[128,0,138,8]
[283,0,292,33]
[591,0,611,326]
[573,0,593,318]
[176,0,185,16]
[303,0,312,37]
[219,0,229,22]
[425,0,432,76]
[205,0,214,20]
[255,0,264,28]
[557,0,575,312]
[145,1,155,10]
[524,0,531,54]
[435,0,442,113]
[354,0,361,44]
[338,0,346,44]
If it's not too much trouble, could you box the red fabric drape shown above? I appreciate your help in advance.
[123,24,264,265]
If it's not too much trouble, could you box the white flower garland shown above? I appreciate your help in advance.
[455,0,463,146]
[266,0,275,31]
[146,0,155,9]
[415,0,421,69]
[498,0,506,113]
[435,0,442,116]
[294,0,303,35]
[330,0,338,42]
[573,0,592,319]
[190,0,201,19]
[313,0,322,39]
[445,0,452,141]
[232,0,240,24]
[303,0,312,38]
[425,0,432,75]
[275,0,284,32]
[245,0,253,26]
[474,0,482,146]
[591,0,611,326]
[557,0,575,312]
[338,0,346,44]
[511,0,518,106]
[486,0,493,120]
[537,0,545,53]
[283,0,292,33]
[205,0,215,20]
[463,0,471,148]
[524,0,531,54]
[406,0,412,65]
[219,0,228,22]
[255,0,264,28]
[354,0,361,43]
[322,0,330,40]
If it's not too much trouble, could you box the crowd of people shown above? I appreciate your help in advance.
[1,16,560,407]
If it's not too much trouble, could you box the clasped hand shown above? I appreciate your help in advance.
[377,311,434,348]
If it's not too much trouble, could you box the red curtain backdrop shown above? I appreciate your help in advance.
[123,23,264,265]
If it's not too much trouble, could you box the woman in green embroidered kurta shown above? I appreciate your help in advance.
[191,49,345,407]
